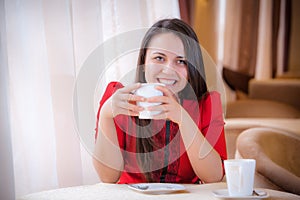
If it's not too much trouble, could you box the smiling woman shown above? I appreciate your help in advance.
[93,18,227,184]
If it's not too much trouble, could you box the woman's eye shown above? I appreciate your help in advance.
[177,60,187,65]
[154,56,164,62]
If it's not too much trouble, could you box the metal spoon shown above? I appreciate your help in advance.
[252,190,267,196]
[128,184,149,190]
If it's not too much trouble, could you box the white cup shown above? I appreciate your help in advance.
[134,83,164,119]
[224,159,256,197]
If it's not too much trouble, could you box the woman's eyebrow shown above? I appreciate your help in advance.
[153,51,186,59]
[152,52,166,56]
[176,55,186,59]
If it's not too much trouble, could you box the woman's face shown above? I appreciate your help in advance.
[144,33,188,94]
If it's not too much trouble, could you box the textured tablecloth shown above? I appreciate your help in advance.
[18,182,300,200]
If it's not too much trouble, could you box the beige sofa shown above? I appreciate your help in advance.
[224,78,300,159]
[236,127,300,195]
[225,79,300,119]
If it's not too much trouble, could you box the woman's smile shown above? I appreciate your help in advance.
[157,78,177,86]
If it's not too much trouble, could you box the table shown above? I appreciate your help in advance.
[18,182,300,200]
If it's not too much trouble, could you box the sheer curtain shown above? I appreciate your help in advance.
[0,1,15,199]
[1,0,180,198]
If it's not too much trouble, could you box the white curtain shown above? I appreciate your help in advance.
[0,1,15,199]
[1,0,180,198]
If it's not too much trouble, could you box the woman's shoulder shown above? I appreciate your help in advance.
[182,91,222,105]
[199,91,223,112]
[200,91,223,114]
[182,91,222,113]
[201,91,221,102]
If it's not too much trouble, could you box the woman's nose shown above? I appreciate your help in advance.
[162,62,176,74]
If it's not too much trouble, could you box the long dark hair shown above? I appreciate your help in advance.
[134,18,208,181]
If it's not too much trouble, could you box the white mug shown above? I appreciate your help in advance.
[134,83,164,119]
[224,159,256,197]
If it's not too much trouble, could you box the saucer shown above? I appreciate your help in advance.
[128,183,186,195]
[212,189,269,199]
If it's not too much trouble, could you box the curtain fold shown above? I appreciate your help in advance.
[178,0,194,25]
[6,0,61,196]
[2,0,180,197]
[0,0,15,199]
[255,0,272,79]
[42,0,84,188]
[222,0,291,94]
[282,0,291,74]
[222,0,259,91]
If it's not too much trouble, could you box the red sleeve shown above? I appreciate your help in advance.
[200,92,227,170]
[94,82,124,140]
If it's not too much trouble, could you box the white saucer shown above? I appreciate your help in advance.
[212,189,269,199]
[128,183,186,195]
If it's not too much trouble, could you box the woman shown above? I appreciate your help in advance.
[93,18,227,184]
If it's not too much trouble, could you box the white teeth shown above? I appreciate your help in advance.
[158,79,176,85]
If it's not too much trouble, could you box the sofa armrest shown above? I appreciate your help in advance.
[236,128,300,195]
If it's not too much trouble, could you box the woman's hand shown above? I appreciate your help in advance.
[146,85,184,124]
[110,83,145,117]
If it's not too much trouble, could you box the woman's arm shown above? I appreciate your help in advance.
[93,98,123,183]
[93,82,145,183]
[178,108,224,183]
[148,86,225,183]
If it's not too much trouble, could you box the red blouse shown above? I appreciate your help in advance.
[95,82,227,184]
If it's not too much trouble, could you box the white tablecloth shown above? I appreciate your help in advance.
[18,182,300,200]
